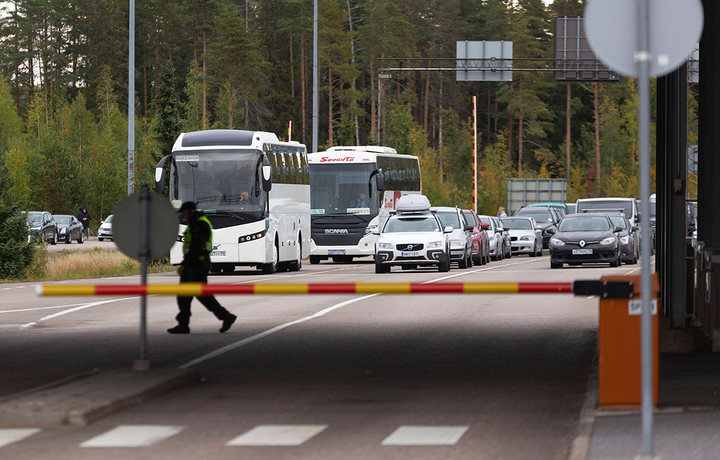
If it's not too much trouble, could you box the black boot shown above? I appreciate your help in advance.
[219,314,236,333]
[167,324,190,334]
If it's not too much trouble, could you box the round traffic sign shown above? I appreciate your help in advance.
[113,189,179,261]
[584,0,703,77]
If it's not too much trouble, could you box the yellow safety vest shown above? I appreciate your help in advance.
[182,215,213,255]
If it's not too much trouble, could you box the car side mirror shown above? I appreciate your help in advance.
[464,225,474,231]
[371,228,380,235]
[636,214,641,223]
[546,228,556,235]
[614,226,623,233]
[480,223,490,230]
[444,226,453,234]
[632,226,639,232]
[535,229,542,234]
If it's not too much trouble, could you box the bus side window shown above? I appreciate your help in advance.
[286,149,296,184]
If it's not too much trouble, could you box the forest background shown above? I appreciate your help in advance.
[0,0,654,231]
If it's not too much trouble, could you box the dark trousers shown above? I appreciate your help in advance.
[176,262,231,325]
[83,225,90,238]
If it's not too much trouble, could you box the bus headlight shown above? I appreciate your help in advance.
[427,241,442,249]
[377,242,393,250]
[600,237,616,245]
[364,224,378,235]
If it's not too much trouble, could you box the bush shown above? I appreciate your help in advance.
[0,204,36,279]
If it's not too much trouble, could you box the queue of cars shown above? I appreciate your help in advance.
[23,211,114,244]
[373,195,516,273]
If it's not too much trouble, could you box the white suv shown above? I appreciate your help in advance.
[433,206,474,269]
[374,195,452,273]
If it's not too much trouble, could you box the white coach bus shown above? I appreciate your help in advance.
[308,146,421,264]
[154,129,310,274]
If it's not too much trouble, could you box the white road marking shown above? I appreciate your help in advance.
[178,294,380,369]
[226,425,327,446]
[80,425,184,447]
[0,428,41,448]
[0,302,94,314]
[19,297,136,329]
[381,426,469,446]
[425,256,548,284]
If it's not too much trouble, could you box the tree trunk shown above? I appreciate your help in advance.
[328,63,333,147]
[594,82,601,195]
[202,29,207,130]
[566,83,571,183]
[300,20,307,145]
[228,85,233,129]
[290,30,295,97]
[423,70,430,135]
[518,114,524,176]
[438,78,443,184]
[370,60,376,143]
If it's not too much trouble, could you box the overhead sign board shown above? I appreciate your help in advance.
[554,17,620,82]
[456,41,513,82]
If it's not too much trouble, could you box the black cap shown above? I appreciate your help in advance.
[179,201,197,212]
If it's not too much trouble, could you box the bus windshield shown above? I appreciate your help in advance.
[309,163,378,216]
[172,150,265,218]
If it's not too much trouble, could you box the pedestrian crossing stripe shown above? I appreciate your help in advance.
[382,426,470,445]
[226,425,328,446]
[0,429,41,448]
[80,425,184,447]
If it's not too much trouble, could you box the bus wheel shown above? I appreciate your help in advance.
[310,256,321,264]
[262,243,279,274]
[289,242,302,271]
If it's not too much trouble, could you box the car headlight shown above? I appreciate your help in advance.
[377,242,393,250]
[364,224,378,235]
[427,241,442,249]
[620,235,630,244]
[471,232,479,238]
[520,235,533,241]
[550,238,565,246]
[450,239,465,248]
[600,237,616,245]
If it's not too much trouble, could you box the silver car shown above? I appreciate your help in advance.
[500,217,543,257]
[478,214,508,261]
[491,216,512,259]
[433,206,474,268]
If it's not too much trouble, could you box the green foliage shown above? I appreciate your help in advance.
[477,133,512,216]
[0,200,35,279]
[155,60,182,157]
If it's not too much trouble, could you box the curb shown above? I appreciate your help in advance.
[0,368,198,426]
[569,358,599,460]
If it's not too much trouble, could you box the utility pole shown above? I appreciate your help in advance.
[312,0,318,152]
[127,0,135,196]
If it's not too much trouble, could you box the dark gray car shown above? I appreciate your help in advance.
[25,211,57,245]
[53,214,84,244]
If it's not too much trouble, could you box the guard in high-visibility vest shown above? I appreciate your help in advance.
[168,201,236,334]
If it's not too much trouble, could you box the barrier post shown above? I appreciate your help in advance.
[598,273,659,408]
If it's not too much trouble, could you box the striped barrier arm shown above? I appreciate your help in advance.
[36,282,575,297]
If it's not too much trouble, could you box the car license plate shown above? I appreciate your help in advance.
[401,251,420,257]
[572,249,593,255]
[210,251,226,257]
[328,250,346,255]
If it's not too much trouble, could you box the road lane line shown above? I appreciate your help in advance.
[424,256,549,284]
[19,297,136,329]
[178,293,380,370]
[0,302,94,314]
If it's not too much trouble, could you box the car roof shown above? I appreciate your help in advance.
[577,197,634,202]
[432,206,458,212]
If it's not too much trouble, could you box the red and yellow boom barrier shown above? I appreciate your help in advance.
[36,282,574,297]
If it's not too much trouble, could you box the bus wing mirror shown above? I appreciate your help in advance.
[262,155,272,192]
[154,155,172,194]
[368,168,384,198]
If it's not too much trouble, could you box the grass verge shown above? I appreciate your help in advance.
[3,246,174,282]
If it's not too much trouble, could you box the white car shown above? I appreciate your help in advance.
[500,217,543,257]
[433,206,474,269]
[98,215,114,241]
[374,195,452,273]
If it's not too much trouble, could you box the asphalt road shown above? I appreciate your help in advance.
[0,253,644,459]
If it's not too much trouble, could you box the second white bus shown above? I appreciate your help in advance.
[308,146,421,263]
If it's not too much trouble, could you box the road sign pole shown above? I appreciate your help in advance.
[136,186,151,371]
[637,0,654,454]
